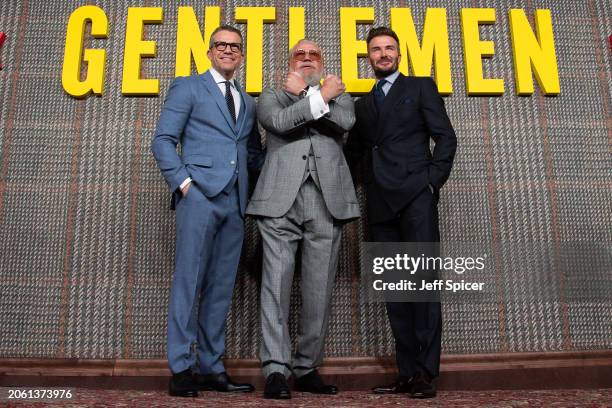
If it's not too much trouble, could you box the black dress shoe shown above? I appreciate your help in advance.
[294,369,338,395]
[168,369,198,397]
[372,377,414,394]
[194,372,254,393]
[264,372,291,399]
[410,373,436,399]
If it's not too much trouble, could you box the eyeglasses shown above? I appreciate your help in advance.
[212,41,242,53]
[293,49,322,62]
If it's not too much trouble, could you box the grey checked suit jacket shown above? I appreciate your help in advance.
[246,88,360,220]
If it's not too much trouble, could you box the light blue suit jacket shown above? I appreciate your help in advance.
[151,70,263,214]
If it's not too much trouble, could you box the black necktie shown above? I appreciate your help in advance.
[374,79,387,108]
[224,80,236,123]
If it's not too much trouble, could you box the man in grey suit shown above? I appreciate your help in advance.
[152,25,263,398]
[246,39,360,399]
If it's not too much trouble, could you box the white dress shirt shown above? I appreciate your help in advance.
[209,67,241,118]
[305,84,330,119]
[377,69,400,96]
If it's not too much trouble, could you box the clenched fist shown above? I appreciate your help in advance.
[320,74,345,103]
[283,72,308,96]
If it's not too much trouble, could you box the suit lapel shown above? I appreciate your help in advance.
[202,71,238,136]
[364,89,378,123]
[377,74,405,123]
[375,74,408,143]
[235,80,248,135]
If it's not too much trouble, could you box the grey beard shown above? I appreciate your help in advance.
[303,72,323,87]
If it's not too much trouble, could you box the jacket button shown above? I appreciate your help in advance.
[302,155,307,160]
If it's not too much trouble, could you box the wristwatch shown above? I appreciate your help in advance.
[299,86,309,99]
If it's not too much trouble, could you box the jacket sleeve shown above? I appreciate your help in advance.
[420,77,457,190]
[151,77,193,192]
[318,92,356,135]
[256,88,316,137]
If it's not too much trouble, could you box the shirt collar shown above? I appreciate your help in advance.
[378,70,400,85]
[306,84,321,95]
[210,67,235,88]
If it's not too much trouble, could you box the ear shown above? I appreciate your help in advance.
[207,48,213,62]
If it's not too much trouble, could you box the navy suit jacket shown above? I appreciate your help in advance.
[152,70,263,215]
[346,74,457,223]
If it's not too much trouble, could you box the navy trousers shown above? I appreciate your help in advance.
[369,186,442,380]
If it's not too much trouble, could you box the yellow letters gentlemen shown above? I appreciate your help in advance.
[61,6,560,97]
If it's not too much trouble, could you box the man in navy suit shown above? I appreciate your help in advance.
[347,27,457,399]
[152,25,263,397]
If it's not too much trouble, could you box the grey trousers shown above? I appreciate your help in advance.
[257,178,342,379]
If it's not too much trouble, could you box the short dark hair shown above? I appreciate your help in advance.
[366,26,400,49]
[209,25,243,49]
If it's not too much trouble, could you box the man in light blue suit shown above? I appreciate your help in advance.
[151,25,263,398]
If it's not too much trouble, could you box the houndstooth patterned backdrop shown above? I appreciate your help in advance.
[0,0,610,360]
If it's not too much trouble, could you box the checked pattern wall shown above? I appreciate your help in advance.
[0,0,610,360]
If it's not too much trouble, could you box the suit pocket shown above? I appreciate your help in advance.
[398,96,415,105]
[182,154,213,167]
